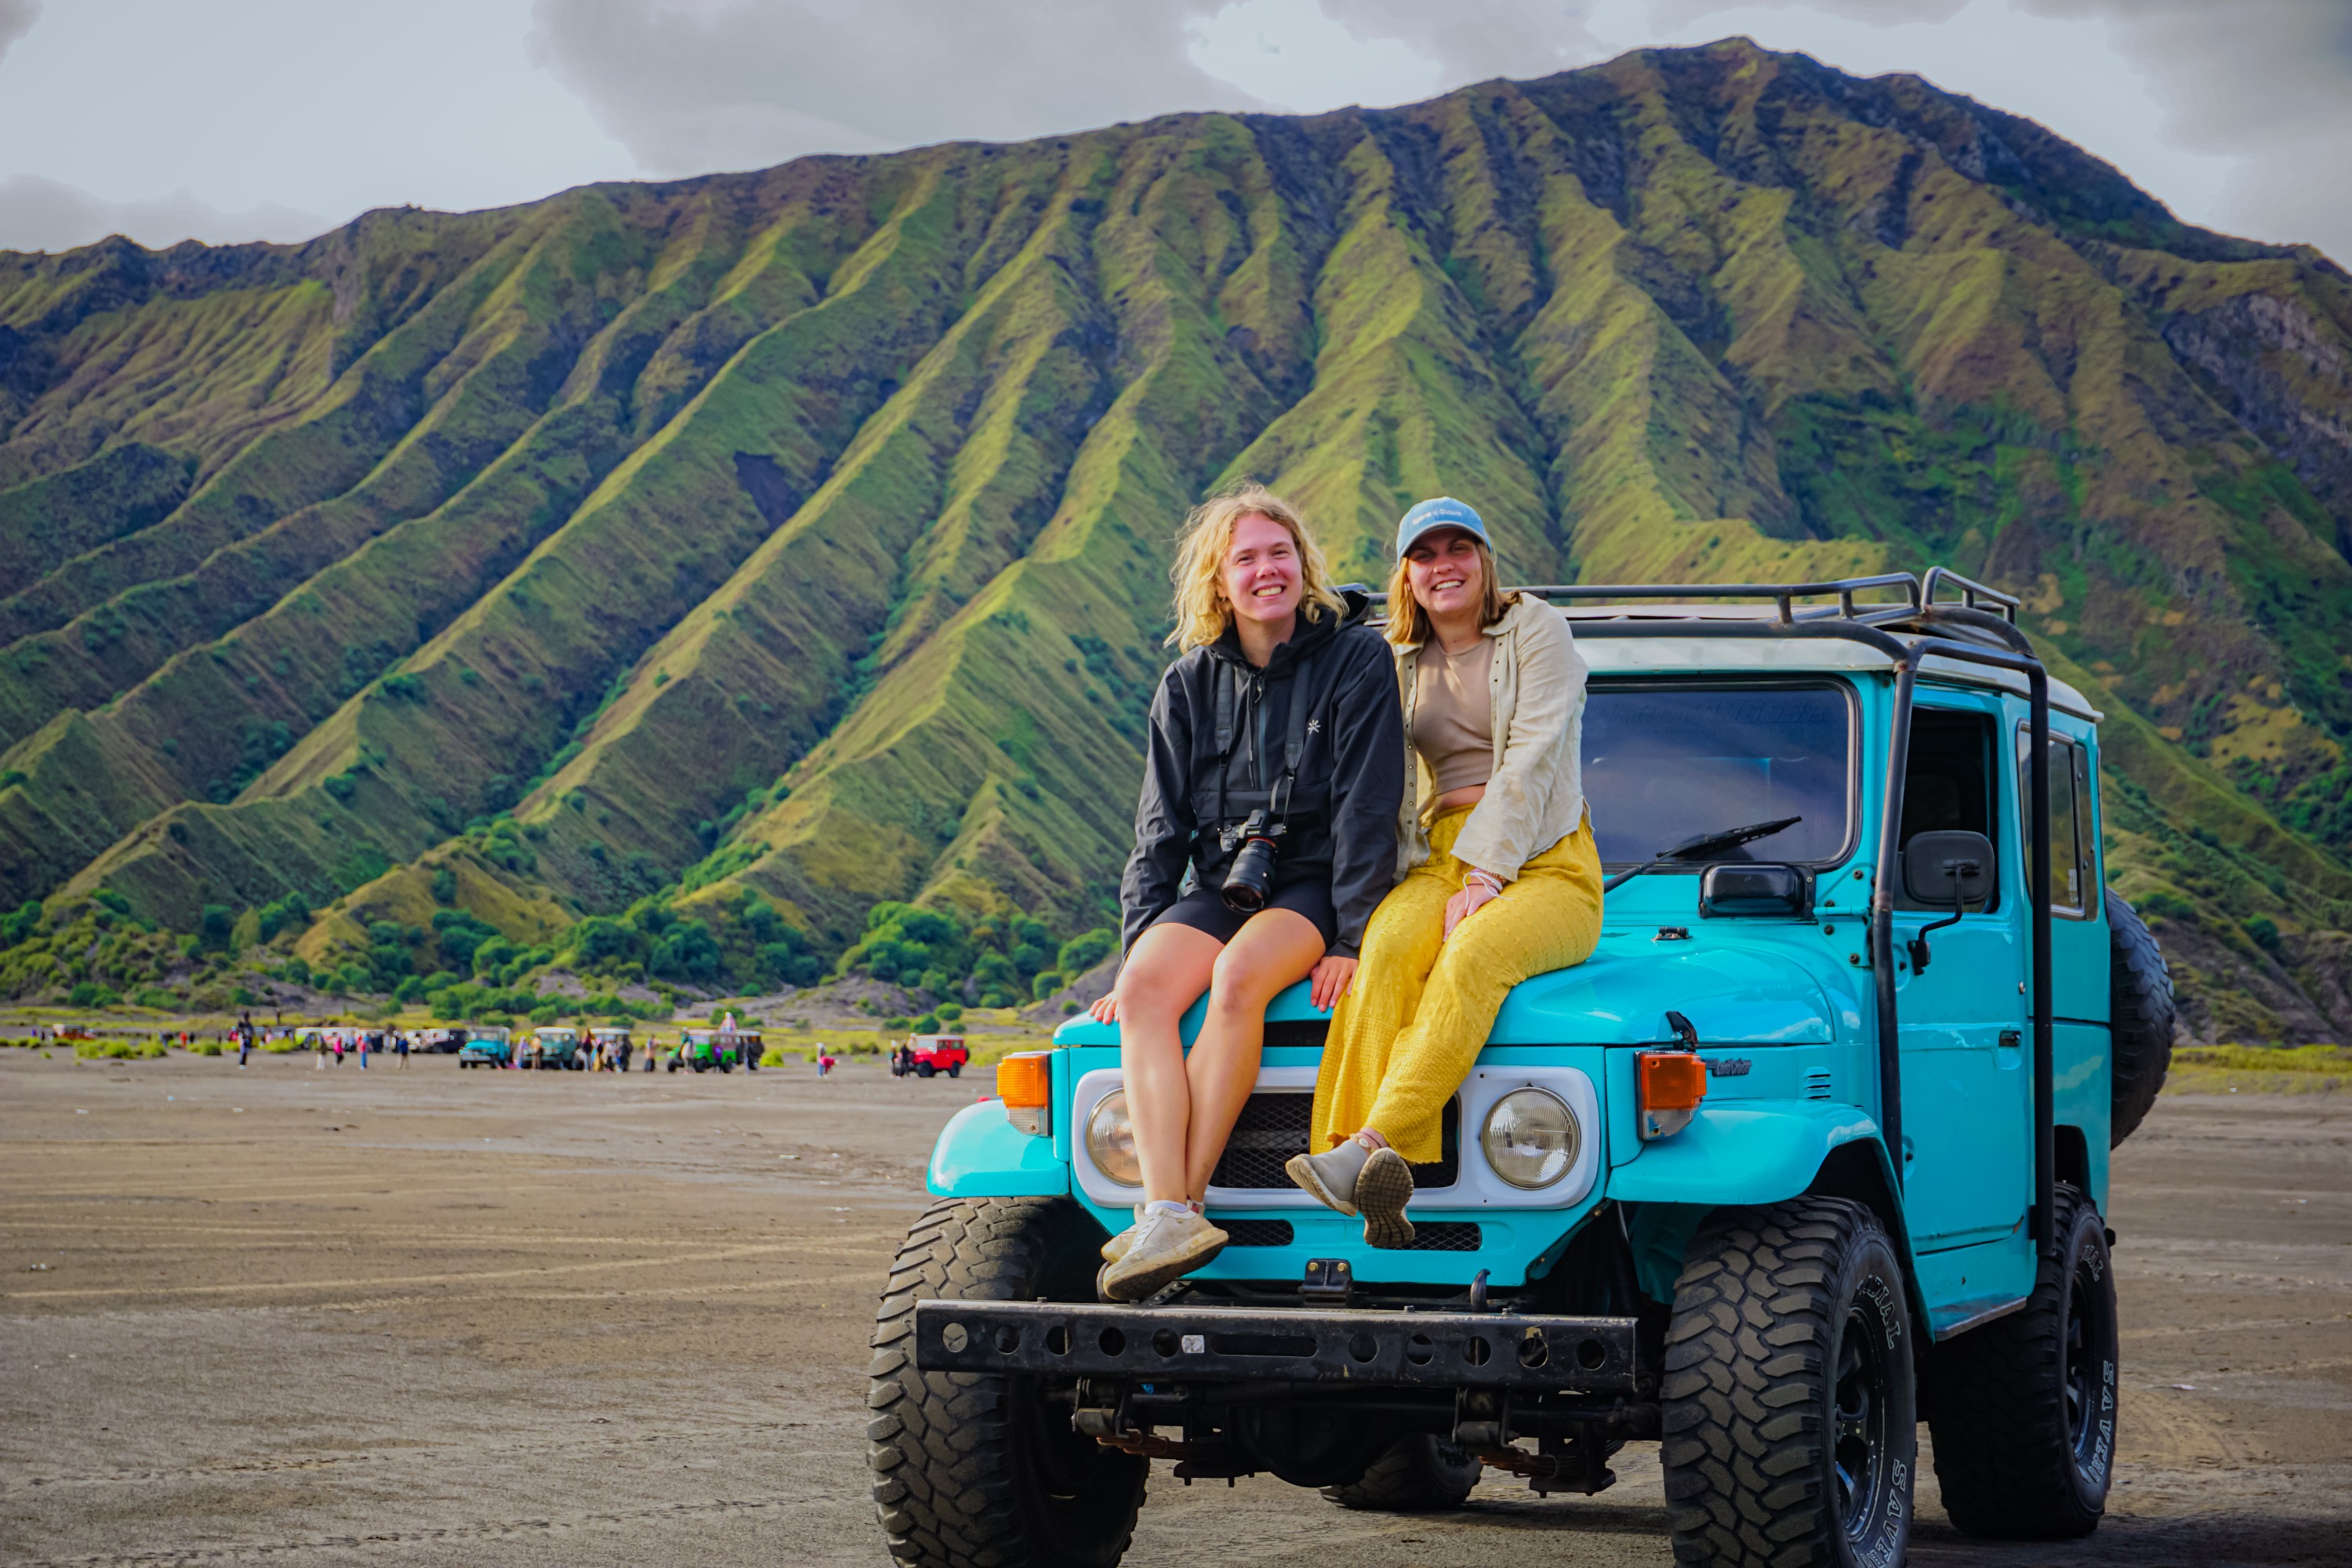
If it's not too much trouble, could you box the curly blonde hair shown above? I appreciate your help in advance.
[1166,484,1345,652]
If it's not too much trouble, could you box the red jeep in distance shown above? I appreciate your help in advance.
[909,1035,968,1078]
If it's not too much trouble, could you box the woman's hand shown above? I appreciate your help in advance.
[1443,873,1504,938]
[1088,991,1123,1024]
[1308,954,1359,1012]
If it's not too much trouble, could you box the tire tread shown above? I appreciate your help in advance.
[1925,1185,2112,1540]
[1659,1196,1914,1568]
[868,1196,1145,1568]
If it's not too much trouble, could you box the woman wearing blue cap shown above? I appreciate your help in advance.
[1286,497,1602,1244]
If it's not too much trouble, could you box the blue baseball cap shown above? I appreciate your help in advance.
[1395,496,1490,557]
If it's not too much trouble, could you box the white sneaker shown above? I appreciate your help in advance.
[1100,1205,1146,1263]
[1098,1207,1227,1301]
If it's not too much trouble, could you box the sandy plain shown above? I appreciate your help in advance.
[2,1048,2347,1567]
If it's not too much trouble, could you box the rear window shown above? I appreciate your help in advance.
[1584,682,1855,866]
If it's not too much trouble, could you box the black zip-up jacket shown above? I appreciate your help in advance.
[1120,590,1404,960]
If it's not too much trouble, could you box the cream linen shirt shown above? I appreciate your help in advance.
[1392,593,1589,882]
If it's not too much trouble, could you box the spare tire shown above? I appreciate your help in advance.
[2107,888,2174,1145]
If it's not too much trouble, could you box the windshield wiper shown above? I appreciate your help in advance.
[1601,815,1802,894]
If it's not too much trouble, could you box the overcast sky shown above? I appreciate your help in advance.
[1,0,2344,262]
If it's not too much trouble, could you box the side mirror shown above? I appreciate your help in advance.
[1903,831,1994,906]
[1699,863,1813,919]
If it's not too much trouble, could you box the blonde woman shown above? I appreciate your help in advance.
[1287,498,1602,1245]
[1091,484,1404,1300]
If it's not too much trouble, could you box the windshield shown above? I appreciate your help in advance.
[1584,683,1853,866]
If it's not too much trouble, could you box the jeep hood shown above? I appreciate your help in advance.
[1490,943,1847,1046]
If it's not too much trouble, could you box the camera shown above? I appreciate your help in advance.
[1219,810,1286,913]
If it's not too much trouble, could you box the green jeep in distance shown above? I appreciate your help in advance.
[528,1025,584,1069]
[870,571,2175,1568]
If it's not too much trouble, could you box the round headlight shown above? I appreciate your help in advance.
[1479,1088,1579,1189]
[1085,1090,1142,1187]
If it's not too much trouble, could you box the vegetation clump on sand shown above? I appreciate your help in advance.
[2165,1044,2351,1095]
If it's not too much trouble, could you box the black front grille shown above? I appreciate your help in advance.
[1208,1092,1459,1190]
[1221,1219,1295,1247]
[1403,1222,1481,1251]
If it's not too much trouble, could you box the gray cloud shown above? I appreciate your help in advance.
[2030,0,2351,149]
[1649,0,1965,26]
[0,0,37,64]
[1318,0,1602,83]
[0,175,327,255]
[528,0,1260,176]
[1667,0,2352,257]
[2031,0,2352,254]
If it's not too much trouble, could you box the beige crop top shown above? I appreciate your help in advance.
[1411,637,1494,796]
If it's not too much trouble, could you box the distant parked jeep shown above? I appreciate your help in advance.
[528,1026,584,1069]
[869,571,2173,1568]
[908,1034,968,1079]
[669,1029,737,1073]
[455,1026,510,1067]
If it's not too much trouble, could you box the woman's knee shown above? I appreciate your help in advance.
[1207,946,1301,1010]
[1116,965,1200,1025]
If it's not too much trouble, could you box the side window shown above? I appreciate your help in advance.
[2018,731,2093,919]
[2075,741,2100,905]
[1896,709,1998,912]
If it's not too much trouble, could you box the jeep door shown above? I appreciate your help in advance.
[1894,699,2033,1250]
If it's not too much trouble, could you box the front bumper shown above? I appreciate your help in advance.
[913,1299,1641,1394]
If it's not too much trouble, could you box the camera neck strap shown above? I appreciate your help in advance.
[1210,652,1322,831]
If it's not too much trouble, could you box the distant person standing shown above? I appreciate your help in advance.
[331,1033,345,1067]
[358,1031,371,1070]
[237,1011,255,1069]
[394,1029,410,1069]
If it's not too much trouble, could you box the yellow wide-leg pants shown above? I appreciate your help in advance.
[1311,807,1603,1163]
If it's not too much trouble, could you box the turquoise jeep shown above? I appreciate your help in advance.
[456,1026,511,1068]
[869,571,2174,1568]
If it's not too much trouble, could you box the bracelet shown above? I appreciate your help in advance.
[1464,869,1506,897]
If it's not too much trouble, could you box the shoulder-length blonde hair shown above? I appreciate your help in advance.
[1385,535,1513,647]
[1167,484,1345,652]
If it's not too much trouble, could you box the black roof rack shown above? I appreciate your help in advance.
[1364,569,2031,652]
[1508,571,1921,623]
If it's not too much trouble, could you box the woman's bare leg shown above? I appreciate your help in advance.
[1112,922,1225,1205]
[1183,909,1326,1202]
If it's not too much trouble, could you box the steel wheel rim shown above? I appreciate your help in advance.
[1834,1300,1892,1537]
[2063,1246,2106,1466]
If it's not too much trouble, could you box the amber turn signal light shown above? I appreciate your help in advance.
[1637,1050,1707,1141]
[996,1051,1052,1135]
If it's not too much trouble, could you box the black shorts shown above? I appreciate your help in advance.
[1147,877,1338,950]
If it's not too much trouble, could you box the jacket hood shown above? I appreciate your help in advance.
[1206,586,1375,673]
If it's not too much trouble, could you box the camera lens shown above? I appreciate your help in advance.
[1221,837,1278,913]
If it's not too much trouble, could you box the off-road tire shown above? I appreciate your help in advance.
[1320,1433,1482,1512]
[948,1063,962,1079]
[2106,890,2173,1145]
[1925,1184,2116,1539]
[1661,1197,1915,1568]
[869,1197,1145,1568]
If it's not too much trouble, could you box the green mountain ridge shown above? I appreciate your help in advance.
[1,38,2347,1041]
